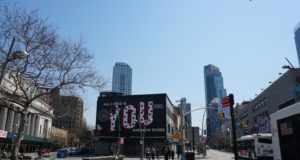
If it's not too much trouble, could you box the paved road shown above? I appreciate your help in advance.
[122,149,234,160]
[16,149,234,159]
[201,149,234,160]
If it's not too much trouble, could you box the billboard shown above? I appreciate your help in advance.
[95,93,167,137]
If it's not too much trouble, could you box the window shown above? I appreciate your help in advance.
[258,138,272,144]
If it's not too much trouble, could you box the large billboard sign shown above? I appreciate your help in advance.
[95,94,167,137]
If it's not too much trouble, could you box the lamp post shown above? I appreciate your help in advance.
[0,37,29,86]
[176,98,216,160]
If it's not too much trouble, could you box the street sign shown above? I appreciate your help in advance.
[200,137,205,143]
[172,131,180,139]
[222,96,230,108]
[119,137,124,144]
[0,130,7,138]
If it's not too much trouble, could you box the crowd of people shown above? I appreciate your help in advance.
[145,146,175,160]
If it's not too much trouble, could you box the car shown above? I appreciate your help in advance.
[68,147,81,155]
[57,148,69,158]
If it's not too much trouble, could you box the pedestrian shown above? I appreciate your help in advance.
[156,148,160,160]
[151,147,156,160]
[176,147,180,159]
[35,149,42,160]
[163,145,169,160]
[171,150,174,160]
[146,146,151,160]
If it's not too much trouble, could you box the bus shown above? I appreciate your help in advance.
[270,102,300,160]
[237,133,273,160]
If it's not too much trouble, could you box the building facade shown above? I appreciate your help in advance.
[204,64,228,145]
[112,62,132,95]
[235,68,300,138]
[0,71,53,152]
[294,23,300,67]
[51,126,68,148]
[95,92,176,156]
[49,89,84,131]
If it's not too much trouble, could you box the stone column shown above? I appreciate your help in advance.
[25,114,32,135]
[13,112,21,133]
[0,107,8,130]
[34,116,40,137]
[30,114,36,136]
[5,110,15,132]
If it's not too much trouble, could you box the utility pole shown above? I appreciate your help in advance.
[229,94,238,160]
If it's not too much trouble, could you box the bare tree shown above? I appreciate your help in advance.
[0,3,107,159]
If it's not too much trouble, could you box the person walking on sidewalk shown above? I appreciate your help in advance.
[171,150,174,160]
[151,147,156,160]
[145,146,151,160]
[156,148,160,160]
[162,145,169,160]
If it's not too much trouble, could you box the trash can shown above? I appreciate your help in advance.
[57,149,68,158]
[185,152,195,160]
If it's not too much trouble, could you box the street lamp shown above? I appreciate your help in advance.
[176,98,217,160]
[282,65,292,70]
[0,37,29,85]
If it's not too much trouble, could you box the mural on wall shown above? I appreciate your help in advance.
[257,116,271,133]
[95,94,166,137]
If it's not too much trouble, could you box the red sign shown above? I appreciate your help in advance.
[200,137,205,143]
[119,137,124,144]
[0,130,8,138]
[221,96,230,108]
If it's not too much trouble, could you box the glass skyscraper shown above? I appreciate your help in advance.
[204,64,227,144]
[112,62,132,95]
[184,103,192,126]
[294,23,300,66]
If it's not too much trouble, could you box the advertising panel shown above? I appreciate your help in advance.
[0,130,7,138]
[95,93,167,137]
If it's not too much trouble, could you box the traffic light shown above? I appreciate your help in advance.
[221,112,225,120]
[241,120,247,128]
[218,112,225,120]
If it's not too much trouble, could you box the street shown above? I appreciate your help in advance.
[121,149,234,160]
[15,149,234,160]
[199,149,234,160]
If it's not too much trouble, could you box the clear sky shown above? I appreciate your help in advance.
[19,0,300,128]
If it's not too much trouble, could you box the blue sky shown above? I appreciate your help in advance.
[20,0,300,127]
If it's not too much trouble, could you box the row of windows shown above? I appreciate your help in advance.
[239,112,248,120]
[253,99,267,112]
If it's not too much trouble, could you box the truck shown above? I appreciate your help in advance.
[270,102,300,160]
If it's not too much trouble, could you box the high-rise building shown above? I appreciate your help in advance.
[204,64,227,145]
[112,62,132,95]
[184,103,192,126]
[294,23,300,66]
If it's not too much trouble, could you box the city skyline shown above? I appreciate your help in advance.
[19,0,300,127]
